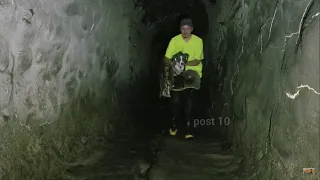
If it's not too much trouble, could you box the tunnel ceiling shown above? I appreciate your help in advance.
[135,0,211,28]
[136,0,211,44]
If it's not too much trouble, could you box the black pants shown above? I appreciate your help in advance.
[170,88,194,134]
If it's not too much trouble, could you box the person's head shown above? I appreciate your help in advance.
[180,18,194,38]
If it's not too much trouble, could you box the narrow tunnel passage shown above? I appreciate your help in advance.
[140,1,239,179]
[0,0,318,180]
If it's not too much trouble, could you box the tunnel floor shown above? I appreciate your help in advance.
[149,137,241,180]
[65,130,241,180]
[63,97,242,180]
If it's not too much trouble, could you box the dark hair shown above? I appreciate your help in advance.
[180,18,193,27]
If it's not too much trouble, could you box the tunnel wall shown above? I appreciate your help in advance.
[203,0,319,179]
[0,0,150,179]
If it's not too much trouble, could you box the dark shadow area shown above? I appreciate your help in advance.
[143,0,227,142]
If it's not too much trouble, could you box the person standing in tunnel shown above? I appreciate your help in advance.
[163,18,203,139]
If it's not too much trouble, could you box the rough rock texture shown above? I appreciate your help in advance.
[0,0,152,179]
[203,0,319,179]
[0,0,319,179]
[0,0,151,124]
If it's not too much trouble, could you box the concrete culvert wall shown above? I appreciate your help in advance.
[0,0,318,179]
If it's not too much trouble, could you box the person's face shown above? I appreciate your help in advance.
[180,25,193,38]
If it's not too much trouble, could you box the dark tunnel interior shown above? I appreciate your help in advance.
[140,0,222,139]
[0,0,318,179]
